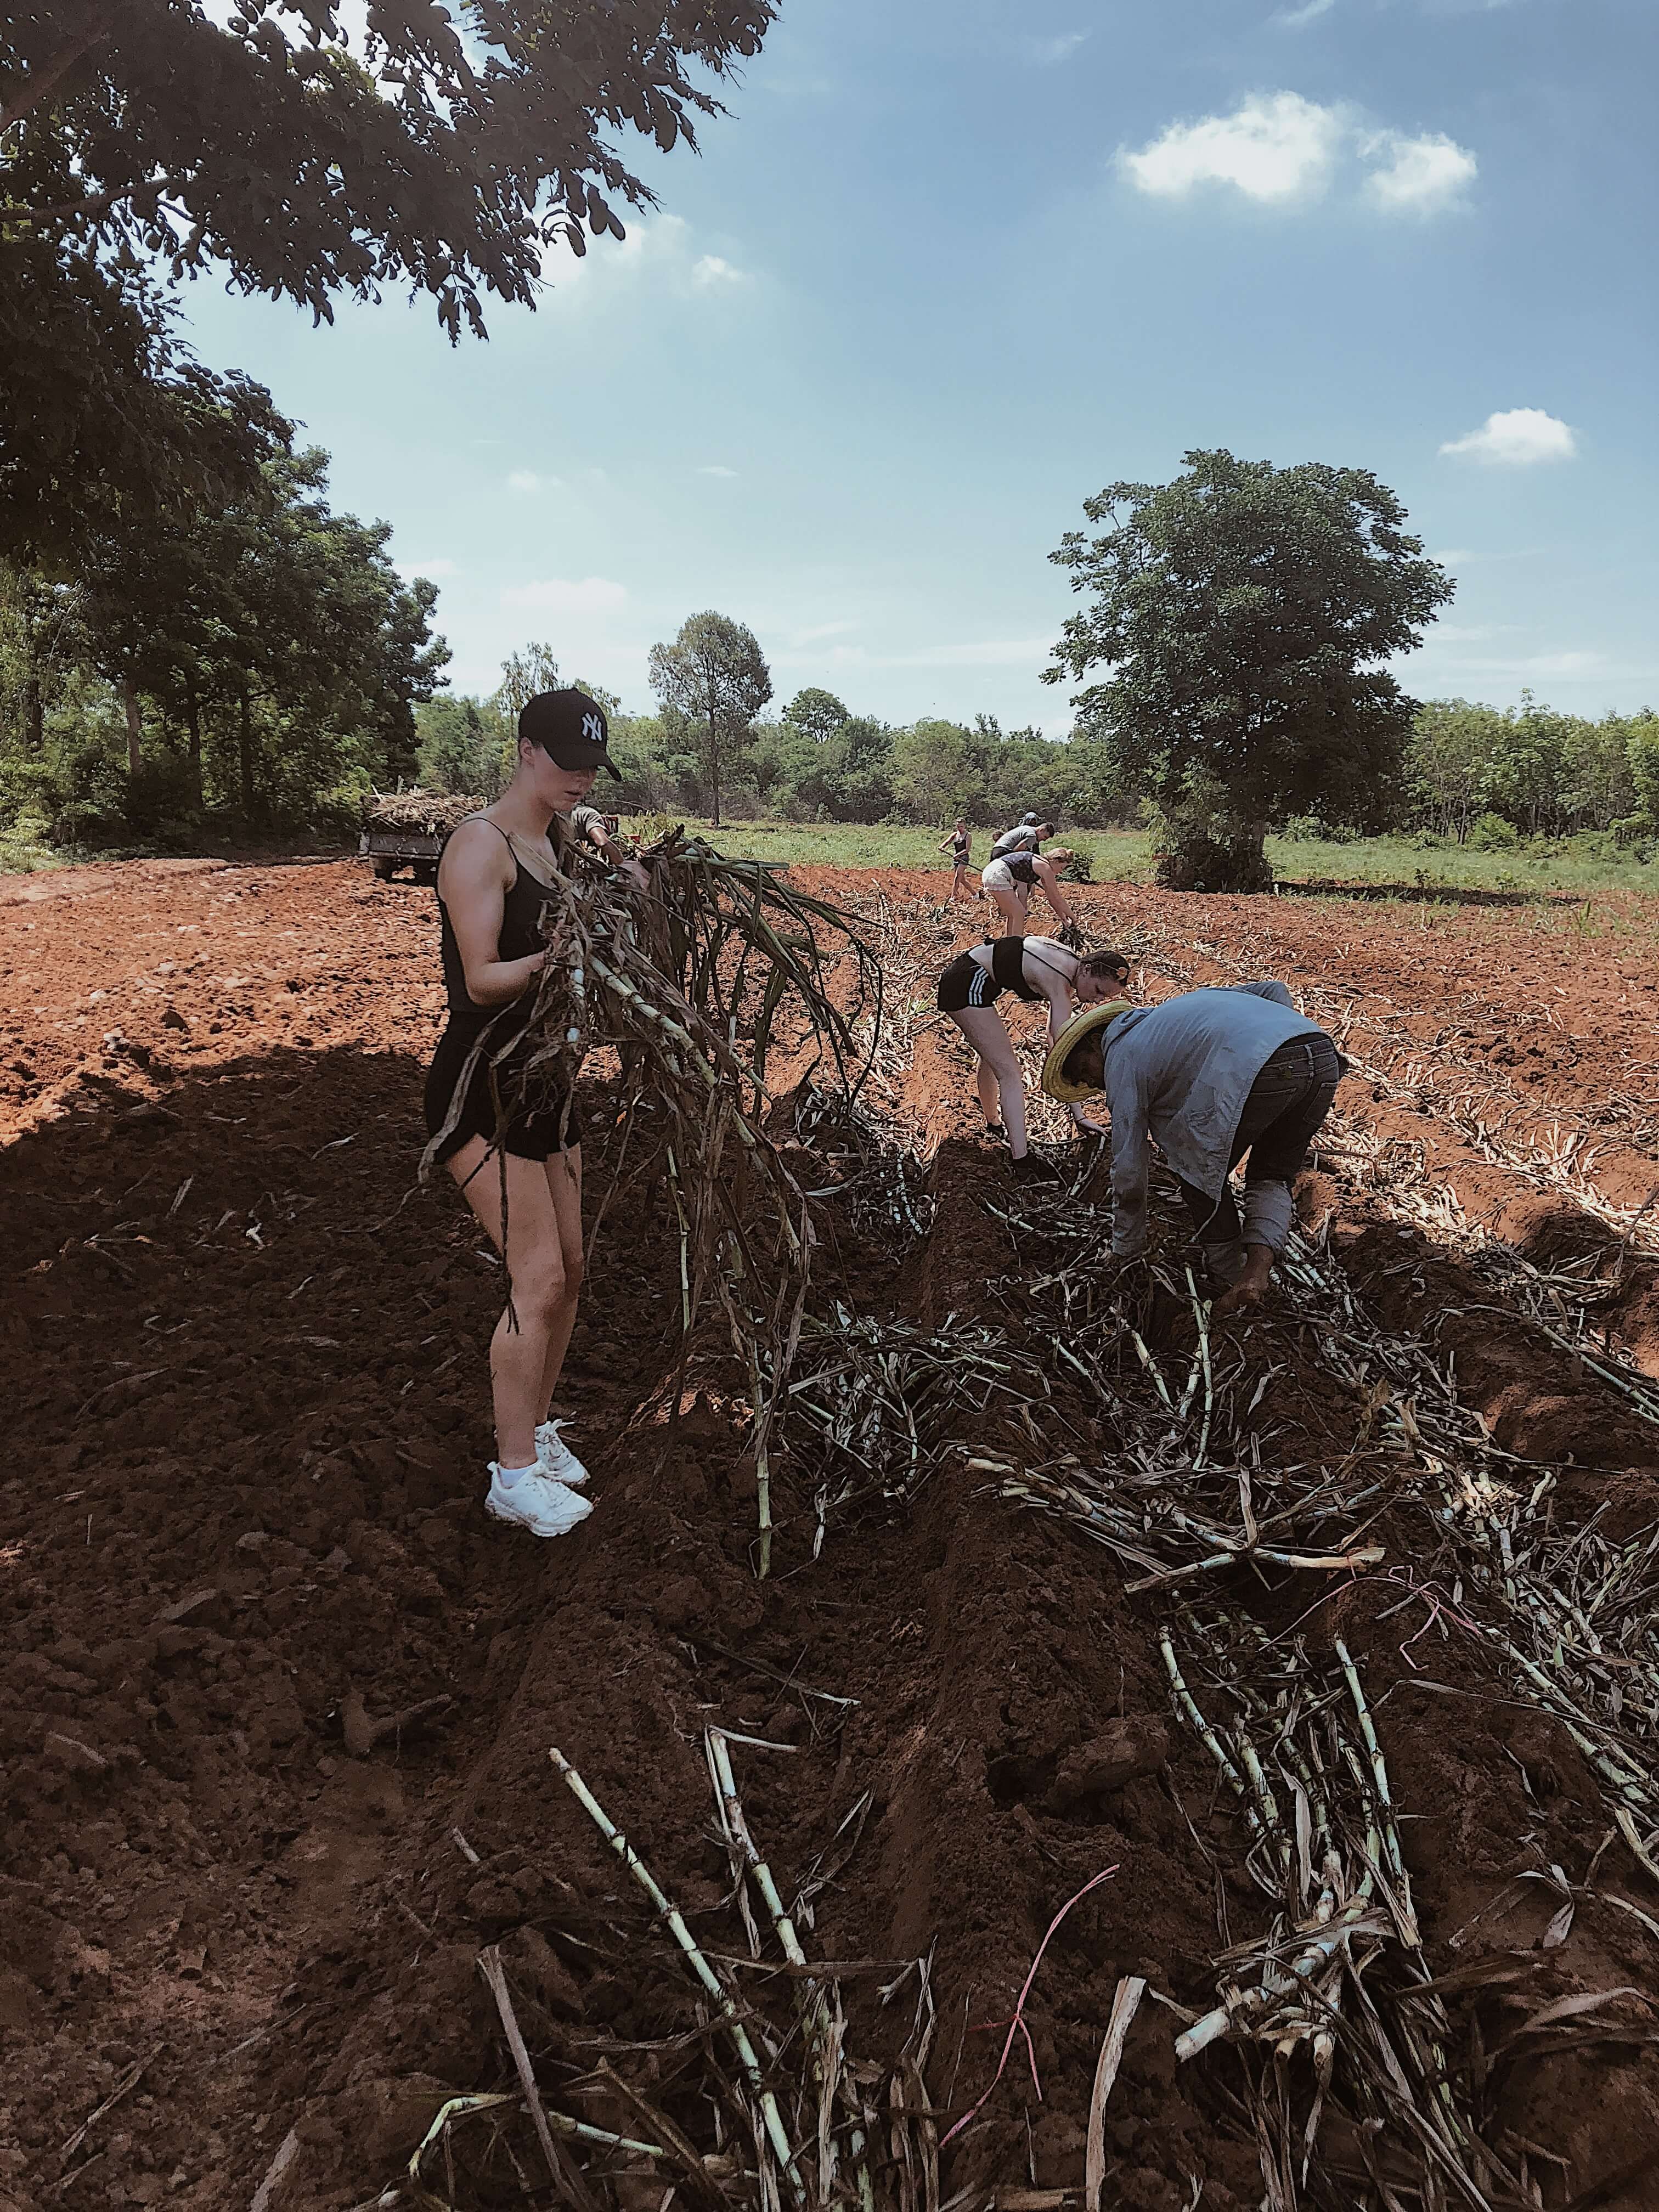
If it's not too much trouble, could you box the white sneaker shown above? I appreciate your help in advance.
[485,1464,593,1538]
[535,1419,591,1488]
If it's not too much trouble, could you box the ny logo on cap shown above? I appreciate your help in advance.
[582,712,605,745]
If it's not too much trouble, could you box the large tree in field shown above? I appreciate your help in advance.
[648,612,771,828]
[1046,449,1453,890]
[2,0,775,551]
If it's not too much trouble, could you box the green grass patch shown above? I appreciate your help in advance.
[620,818,1658,900]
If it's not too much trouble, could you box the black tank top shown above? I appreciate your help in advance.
[991,935,1047,1002]
[437,819,563,1017]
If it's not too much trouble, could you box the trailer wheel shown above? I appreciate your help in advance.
[373,856,396,881]
[415,860,439,886]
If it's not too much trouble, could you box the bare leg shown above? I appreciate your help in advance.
[535,1147,585,1421]
[951,1007,1028,1157]
[989,884,1026,935]
[446,1138,575,1469]
[975,1053,1001,1127]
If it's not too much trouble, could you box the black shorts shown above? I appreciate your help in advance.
[424,1017,580,1164]
[936,950,984,1013]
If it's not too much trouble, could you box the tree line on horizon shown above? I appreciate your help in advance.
[4,565,1657,864]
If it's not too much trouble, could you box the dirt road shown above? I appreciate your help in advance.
[3,857,1657,2210]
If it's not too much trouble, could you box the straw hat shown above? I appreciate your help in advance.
[1040,1001,1131,1102]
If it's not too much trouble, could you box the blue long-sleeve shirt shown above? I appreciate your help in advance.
[1102,981,1324,1256]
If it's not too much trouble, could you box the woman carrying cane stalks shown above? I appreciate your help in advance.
[423,687,636,1539]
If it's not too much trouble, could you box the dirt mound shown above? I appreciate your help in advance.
[3,856,1658,2209]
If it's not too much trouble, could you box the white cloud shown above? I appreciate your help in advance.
[1121,93,1477,216]
[507,470,544,494]
[1029,31,1088,64]
[695,464,738,478]
[1119,92,1347,205]
[1439,408,1578,465]
[398,557,459,580]
[1429,548,1475,565]
[1275,0,1336,24]
[691,253,746,288]
[500,577,629,616]
[1361,129,1477,213]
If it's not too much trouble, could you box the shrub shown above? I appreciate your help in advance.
[1468,811,1519,851]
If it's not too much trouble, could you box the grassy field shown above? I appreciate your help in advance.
[622,817,1659,899]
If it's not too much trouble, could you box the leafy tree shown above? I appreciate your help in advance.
[1623,715,1659,838]
[495,643,563,721]
[3,2,774,544]
[891,718,982,827]
[783,687,849,745]
[647,611,771,827]
[3,3,775,330]
[1047,449,1454,890]
[1,239,291,575]
[416,696,513,798]
[1407,699,1506,844]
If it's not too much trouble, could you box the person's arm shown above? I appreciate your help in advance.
[437,822,546,1006]
[937,834,952,853]
[1105,1056,1151,1256]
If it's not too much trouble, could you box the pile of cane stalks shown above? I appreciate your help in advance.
[771,1070,1659,2209]
[364,789,485,836]
[423,827,885,1575]
[393,1737,938,2212]
[975,1162,1659,2211]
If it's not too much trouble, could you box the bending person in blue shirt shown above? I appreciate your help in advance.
[1041,979,1342,1314]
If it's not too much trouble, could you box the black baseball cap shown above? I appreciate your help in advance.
[519,688,620,780]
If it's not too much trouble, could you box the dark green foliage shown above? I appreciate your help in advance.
[1406,695,1651,844]
[1047,449,1454,890]
[2,2,775,556]
[0,444,449,842]
[647,611,772,828]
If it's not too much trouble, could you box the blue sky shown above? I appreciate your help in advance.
[182,0,1659,732]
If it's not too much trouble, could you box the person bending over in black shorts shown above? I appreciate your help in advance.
[1041,979,1342,1313]
[935,937,1128,1181]
[424,687,627,1539]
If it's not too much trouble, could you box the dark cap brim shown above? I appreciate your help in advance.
[541,741,620,781]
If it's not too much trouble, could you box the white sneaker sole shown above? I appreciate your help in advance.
[485,1489,593,1539]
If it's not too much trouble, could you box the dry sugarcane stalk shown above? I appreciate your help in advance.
[549,1747,804,2198]
[1084,1977,1146,2212]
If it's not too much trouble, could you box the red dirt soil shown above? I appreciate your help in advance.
[3,856,1658,2211]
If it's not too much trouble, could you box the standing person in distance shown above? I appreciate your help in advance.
[1041,979,1342,1312]
[938,819,975,902]
[935,936,1126,1182]
[423,687,624,1539]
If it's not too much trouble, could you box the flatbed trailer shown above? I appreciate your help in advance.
[358,825,444,883]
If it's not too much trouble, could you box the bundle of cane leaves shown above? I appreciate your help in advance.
[981,1213,1392,1593]
[1161,1608,1508,2212]
[777,1303,1053,1553]
[622,828,887,1097]
[545,1745,940,2212]
[792,1082,934,1243]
